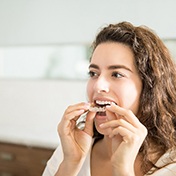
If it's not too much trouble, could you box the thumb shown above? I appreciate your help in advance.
[83,111,95,136]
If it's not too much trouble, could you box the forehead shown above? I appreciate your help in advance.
[91,42,136,70]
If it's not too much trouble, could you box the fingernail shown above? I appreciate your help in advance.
[79,109,85,113]
[84,103,90,108]
[106,102,116,108]
[99,123,104,128]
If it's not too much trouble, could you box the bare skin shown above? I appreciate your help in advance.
[87,43,147,175]
[55,102,147,176]
[91,136,144,176]
[55,42,148,176]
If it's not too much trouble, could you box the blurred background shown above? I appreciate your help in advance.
[0,0,176,175]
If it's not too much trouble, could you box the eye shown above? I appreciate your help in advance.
[88,71,98,78]
[112,71,124,78]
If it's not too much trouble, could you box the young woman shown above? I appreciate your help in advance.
[42,22,176,176]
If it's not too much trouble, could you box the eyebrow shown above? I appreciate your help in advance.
[89,64,133,72]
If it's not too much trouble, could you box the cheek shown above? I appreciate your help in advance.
[119,84,141,114]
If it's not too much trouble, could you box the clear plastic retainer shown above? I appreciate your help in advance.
[89,106,106,112]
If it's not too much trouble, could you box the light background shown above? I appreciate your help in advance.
[0,0,176,148]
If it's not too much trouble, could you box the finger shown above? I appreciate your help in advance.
[64,109,85,121]
[84,111,96,136]
[100,119,136,133]
[109,126,140,144]
[109,124,147,145]
[64,102,90,115]
[62,102,90,122]
[58,109,86,134]
[106,103,141,128]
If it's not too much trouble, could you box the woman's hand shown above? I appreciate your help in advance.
[100,103,148,175]
[57,102,95,163]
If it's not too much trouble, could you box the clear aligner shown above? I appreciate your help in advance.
[89,106,106,112]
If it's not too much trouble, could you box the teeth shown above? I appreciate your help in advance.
[89,106,106,112]
[95,100,112,105]
[89,100,113,112]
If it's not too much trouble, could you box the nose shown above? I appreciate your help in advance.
[94,76,110,93]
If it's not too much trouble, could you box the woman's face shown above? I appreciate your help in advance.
[87,42,142,135]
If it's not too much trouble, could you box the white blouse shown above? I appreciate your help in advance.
[42,144,176,176]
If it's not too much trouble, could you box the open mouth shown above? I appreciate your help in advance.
[89,100,112,112]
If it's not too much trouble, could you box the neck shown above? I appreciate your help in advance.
[93,136,145,176]
[93,135,113,159]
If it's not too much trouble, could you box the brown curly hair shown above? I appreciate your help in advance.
[91,21,176,174]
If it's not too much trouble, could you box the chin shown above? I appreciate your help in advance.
[95,120,111,136]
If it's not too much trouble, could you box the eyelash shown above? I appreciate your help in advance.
[88,71,124,78]
[112,71,124,78]
[88,71,98,78]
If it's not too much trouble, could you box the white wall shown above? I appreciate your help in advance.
[0,79,87,148]
[0,0,176,46]
[0,0,176,147]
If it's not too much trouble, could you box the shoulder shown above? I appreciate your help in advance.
[157,149,176,166]
[150,163,176,176]
[150,150,176,176]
